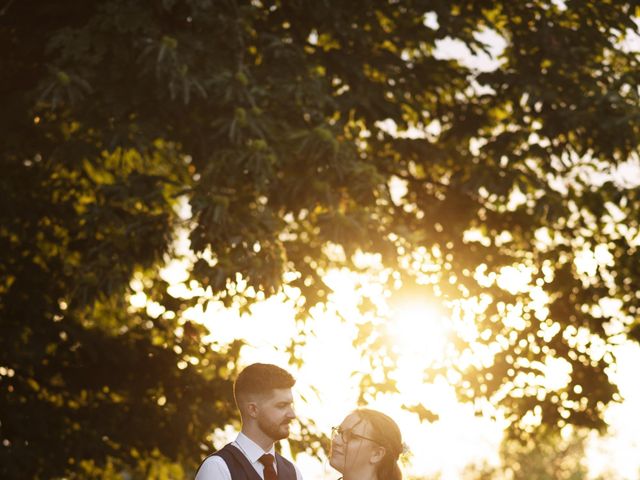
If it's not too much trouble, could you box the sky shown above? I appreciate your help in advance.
[150,248,640,479]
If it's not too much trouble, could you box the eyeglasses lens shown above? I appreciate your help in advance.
[331,427,350,442]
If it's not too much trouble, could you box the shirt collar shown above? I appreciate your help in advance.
[236,431,275,464]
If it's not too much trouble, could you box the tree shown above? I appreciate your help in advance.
[461,427,612,480]
[2,0,639,477]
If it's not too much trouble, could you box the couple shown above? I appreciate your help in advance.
[195,363,403,480]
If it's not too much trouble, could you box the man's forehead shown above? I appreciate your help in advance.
[267,387,293,402]
[245,387,293,403]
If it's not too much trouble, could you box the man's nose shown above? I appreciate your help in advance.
[287,407,296,419]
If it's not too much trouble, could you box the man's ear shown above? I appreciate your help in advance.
[370,445,386,465]
[246,401,259,419]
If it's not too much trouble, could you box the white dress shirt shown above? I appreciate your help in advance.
[195,432,303,480]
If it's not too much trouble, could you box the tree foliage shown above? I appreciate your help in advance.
[2,0,640,477]
[462,428,598,480]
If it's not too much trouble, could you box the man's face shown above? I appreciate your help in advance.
[255,388,296,441]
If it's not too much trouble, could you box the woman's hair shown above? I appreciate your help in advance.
[356,408,403,480]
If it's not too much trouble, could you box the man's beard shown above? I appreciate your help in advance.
[257,416,290,441]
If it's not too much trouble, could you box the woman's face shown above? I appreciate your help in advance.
[329,413,381,474]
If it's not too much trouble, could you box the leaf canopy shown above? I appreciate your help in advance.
[2,0,640,477]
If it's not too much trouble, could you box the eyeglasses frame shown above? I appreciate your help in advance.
[331,426,381,445]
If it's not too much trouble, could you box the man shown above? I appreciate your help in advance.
[195,363,303,480]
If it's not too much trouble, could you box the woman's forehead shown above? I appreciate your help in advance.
[341,412,368,429]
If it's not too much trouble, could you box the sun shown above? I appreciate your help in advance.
[387,300,452,368]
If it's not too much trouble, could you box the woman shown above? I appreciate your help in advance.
[329,408,404,480]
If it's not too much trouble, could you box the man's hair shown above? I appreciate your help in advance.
[233,363,295,407]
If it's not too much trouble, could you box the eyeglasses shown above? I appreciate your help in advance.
[331,426,380,444]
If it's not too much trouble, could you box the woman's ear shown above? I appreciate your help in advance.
[370,445,386,465]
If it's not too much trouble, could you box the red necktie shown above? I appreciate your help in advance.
[259,453,278,480]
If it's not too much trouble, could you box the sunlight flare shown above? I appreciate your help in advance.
[387,301,452,367]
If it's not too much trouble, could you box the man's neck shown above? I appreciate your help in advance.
[241,426,276,452]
